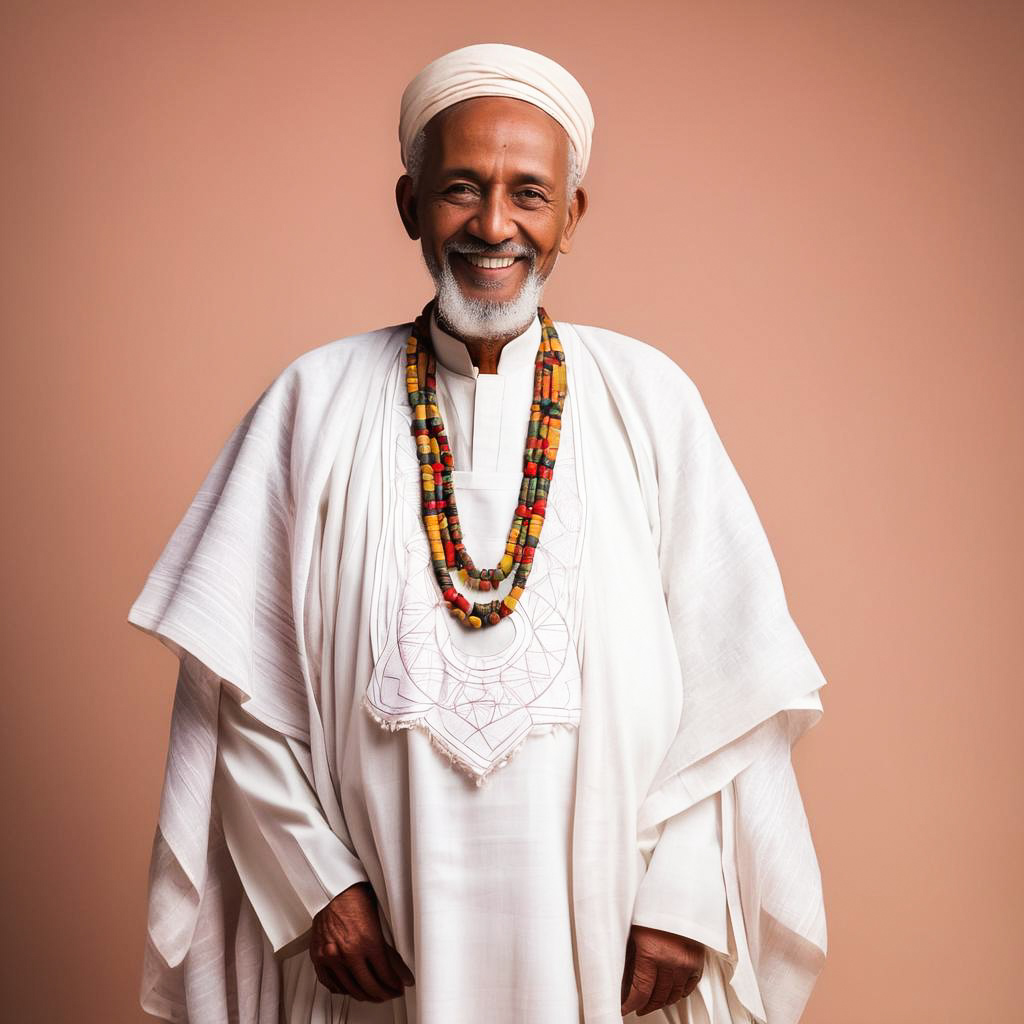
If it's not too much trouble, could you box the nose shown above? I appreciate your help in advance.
[466,188,515,247]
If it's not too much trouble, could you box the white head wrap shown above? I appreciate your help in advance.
[399,42,595,180]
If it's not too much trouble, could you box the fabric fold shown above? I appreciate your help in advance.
[562,323,827,1024]
[128,328,401,1021]
[631,789,729,955]
[128,318,828,1023]
[127,374,310,743]
[139,653,281,1024]
[214,689,370,955]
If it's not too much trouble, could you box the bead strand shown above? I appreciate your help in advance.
[405,299,567,629]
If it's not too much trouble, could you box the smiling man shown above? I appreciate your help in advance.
[129,43,829,1024]
[398,91,586,366]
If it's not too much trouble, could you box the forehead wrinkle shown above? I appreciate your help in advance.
[425,97,570,177]
[428,133,568,194]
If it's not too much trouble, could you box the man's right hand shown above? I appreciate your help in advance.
[309,881,415,1002]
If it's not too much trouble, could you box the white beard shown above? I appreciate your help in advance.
[423,241,547,340]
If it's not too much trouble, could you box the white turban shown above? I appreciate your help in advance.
[399,42,595,180]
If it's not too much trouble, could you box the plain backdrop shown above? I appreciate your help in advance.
[2,3,1021,1022]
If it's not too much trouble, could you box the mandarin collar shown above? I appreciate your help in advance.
[429,307,541,379]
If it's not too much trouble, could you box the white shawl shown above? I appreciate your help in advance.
[128,319,828,1023]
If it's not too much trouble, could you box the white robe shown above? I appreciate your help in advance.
[128,311,828,1024]
[211,312,749,1022]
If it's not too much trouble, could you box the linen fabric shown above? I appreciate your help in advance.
[362,311,585,782]
[399,43,595,178]
[208,310,750,1022]
[127,311,828,1023]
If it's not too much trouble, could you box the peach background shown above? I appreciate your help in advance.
[2,2,1021,1021]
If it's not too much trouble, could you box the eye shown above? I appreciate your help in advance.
[517,189,547,202]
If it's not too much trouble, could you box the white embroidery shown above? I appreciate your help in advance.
[364,370,586,783]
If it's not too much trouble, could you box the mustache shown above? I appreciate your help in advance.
[444,239,537,260]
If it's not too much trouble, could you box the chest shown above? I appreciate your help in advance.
[361,356,590,782]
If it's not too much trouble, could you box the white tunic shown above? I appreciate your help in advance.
[211,312,737,1023]
[128,312,829,1024]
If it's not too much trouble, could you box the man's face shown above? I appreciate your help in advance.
[397,96,587,333]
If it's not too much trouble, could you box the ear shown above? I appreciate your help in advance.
[558,185,589,255]
[396,174,420,240]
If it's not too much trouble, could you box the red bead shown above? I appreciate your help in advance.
[406,303,565,630]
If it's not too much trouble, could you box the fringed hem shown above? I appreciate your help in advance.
[360,693,579,786]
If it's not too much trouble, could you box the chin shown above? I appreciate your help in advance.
[458,284,519,304]
[426,250,546,340]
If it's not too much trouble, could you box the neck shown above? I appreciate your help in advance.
[433,306,533,375]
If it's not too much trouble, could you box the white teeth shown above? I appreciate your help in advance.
[463,253,517,269]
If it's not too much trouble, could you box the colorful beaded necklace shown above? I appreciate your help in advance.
[405,299,567,629]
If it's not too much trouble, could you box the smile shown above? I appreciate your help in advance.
[462,253,517,268]
[453,252,525,275]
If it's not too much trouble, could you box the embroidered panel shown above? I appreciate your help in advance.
[364,370,587,782]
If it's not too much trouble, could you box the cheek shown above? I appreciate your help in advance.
[427,204,470,244]
[538,235,565,269]
[529,214,566,260]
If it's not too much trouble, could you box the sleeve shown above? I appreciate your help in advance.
[630,789,729,955]
[627,364,828,1023]
[213,686,370,957]
[127,374,349,1020]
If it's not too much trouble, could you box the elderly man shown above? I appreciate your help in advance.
[128,43,828,1024]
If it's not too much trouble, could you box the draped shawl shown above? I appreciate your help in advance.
[128,319,828,1023]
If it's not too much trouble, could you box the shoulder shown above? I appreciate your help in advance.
[222,323,408,465]
[276,322,408,392]
[249,322,408,422]
[559,320,708,425]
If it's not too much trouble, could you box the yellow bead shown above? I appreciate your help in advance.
[467,615,482,628]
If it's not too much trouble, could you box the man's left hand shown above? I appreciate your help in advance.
[620,923,705,1017]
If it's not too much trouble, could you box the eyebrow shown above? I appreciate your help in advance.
[438,167,556,189]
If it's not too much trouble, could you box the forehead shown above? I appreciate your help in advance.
[424,96,569,172]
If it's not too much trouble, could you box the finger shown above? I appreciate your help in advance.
[620,936,636,1006]
[349,956,394,1002]
[638,965,675,1016]
[620,955,657,1016]
[664,973,688,1007]
[365,943,405,997]
[385,943,415,986]
[683,969,703,998]
[333,962,369,1001]
[311,958,346,995]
